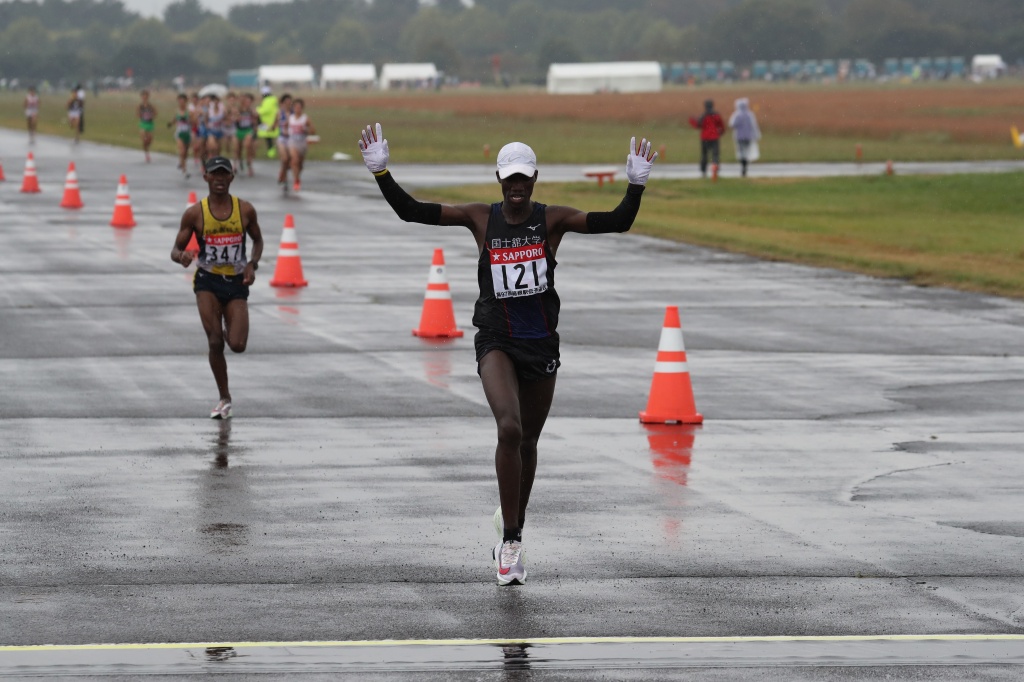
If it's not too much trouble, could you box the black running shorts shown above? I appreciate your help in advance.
[194,269,249,303]
[475,330,560,382]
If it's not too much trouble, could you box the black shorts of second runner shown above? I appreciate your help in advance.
[193,268,249,303]
[475,330,560,382]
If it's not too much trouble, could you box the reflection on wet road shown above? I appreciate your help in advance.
[2,635,1022,676]
[197,421,251,552]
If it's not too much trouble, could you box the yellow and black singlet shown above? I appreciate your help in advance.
[196,196,247,276]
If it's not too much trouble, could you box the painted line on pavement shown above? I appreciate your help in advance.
[4,633,1023,652]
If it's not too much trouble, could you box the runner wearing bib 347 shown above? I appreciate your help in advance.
[171,156,264,420]
[359,123,658,586]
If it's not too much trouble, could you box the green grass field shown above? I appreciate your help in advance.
[424,173,1024,299]
[1,89,1021,164]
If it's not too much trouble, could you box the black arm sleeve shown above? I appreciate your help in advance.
[585,183,645,234]
[374,170,442,225]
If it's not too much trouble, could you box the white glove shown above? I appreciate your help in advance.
[358,122,389,173]
[625,136,658,185]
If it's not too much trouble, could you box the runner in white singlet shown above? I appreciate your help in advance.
[287,98,316,192]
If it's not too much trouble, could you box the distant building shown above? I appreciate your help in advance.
[546,62,662,94]
[378,63,439,90]
[258,65,316,90]
[971,54,1007,80]
[228,69,259,89]
[321,64,377,89]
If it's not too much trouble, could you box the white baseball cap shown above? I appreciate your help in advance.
[496,142,537,179]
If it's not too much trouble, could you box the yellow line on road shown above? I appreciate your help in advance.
[3,634,1023,652]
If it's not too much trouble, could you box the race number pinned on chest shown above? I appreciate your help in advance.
[489,242,548,299]
[204,232,243,265]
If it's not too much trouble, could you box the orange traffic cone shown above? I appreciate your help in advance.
[20,152,41,193]
[0,157,6,181]
[711,163,719,182]
[59,162,84,209]
[110,175,137,228]
[269,214,308,287]
[639,306,703,424]
[412,248,463,338]
[184,191,199,255]
[885,160,895,176]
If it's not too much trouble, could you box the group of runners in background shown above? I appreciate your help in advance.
[159,86,315,191]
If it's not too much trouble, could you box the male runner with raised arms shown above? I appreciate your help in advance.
[171,156,264,420]
[358,123,657,585]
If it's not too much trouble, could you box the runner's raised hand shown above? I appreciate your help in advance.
[358,123,389,173]
[626,136,658,185]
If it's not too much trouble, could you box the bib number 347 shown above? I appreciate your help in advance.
[490,244,548,299]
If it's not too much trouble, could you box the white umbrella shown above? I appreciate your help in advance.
[198,83,228,98]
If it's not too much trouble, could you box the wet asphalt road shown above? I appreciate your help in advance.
[1,129,1023,679]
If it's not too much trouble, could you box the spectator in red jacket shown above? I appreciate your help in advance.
[689,99,726,178]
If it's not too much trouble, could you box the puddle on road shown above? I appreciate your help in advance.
[3,637,1022,676]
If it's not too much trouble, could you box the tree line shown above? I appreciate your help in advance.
[1,0,1022,86]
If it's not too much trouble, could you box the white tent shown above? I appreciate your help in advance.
[547,62,662,94]
[258,64,316,88]
[321,64,377,89]
[378,63,439,90]
[971,54,1007,79]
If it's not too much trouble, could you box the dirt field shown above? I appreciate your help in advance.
[316,83,1024,144]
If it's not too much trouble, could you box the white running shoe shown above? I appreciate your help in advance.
[210,399,232,420]
[493,506,503,538]
[493,540,526,586]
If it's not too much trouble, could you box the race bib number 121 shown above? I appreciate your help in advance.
[490,244,549,299]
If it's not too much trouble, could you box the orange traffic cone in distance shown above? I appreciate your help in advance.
[413,248,463,338]
[639,306,703,424]
[0,157,6,181]
[184,191,199,255]
[110,174,137,228]
[269,214,308,287]
[60,162,84,209]
[20,152,41,193]
[711,163,719,182]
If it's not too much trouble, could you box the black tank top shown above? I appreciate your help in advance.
[473,202,560,339]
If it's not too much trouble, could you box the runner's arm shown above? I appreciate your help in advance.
[551,136,655,236]
[171,206,199,267]
[360,123,487,229]
[241,201,263,285]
